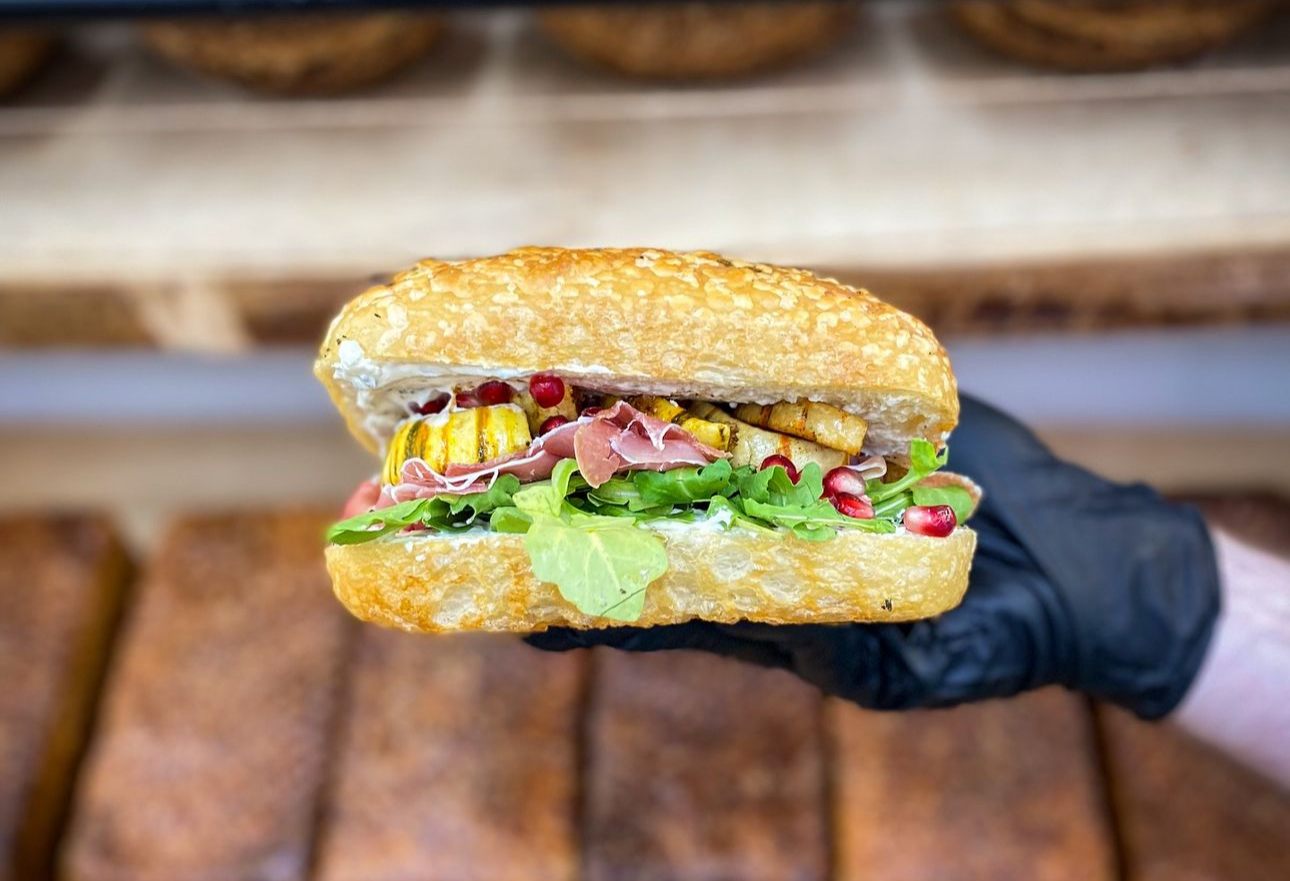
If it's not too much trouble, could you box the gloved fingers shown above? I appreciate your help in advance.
[525,621,795,671]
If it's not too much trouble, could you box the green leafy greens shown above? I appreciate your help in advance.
[326,437,972,622]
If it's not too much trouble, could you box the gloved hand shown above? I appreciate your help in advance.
[527,396,1221,719]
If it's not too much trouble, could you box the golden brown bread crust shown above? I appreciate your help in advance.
[316,247,959,458]
[142,14,442,94]
[315,634,583,881]
[950,0,1270,71]
[326,525,976,633]
[0,516,129,881]
[0,31,55,97]
[539,2,855,79]
[832,690,1116,879]
[1099,704,1290,880]
[585,652,828,880]
[64,513,351,881]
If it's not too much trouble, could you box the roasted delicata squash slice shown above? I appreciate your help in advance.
[691,402,847,471]
[384,404,532,482]
[734,401,867,455]
[628,395,731,451]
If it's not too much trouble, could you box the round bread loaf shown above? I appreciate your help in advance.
[538,1,855,79]
[327,524,977,633]
[142,14,442,94]
[0,31,55,97]
[315,247,958,459]
[950,0,1270,71]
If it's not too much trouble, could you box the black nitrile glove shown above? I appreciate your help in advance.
[527,396,1221,719]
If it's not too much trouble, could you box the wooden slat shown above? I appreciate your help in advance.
[831,689,1115,881]
[830,245,1290,338]
[1181,493,1290,557]
[5,7,1290,350]
[4,244,1290,352]
[1100,706,1290,881]
[584,650,828,881]
[63,512,352,881]
[314,632,584,881]
[0,515,129,881]
[0,286,154,348]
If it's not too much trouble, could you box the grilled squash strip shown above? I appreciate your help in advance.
[384,404,531,483]
[733,401,867,455]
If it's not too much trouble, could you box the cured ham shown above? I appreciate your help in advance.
[375,400,727,508]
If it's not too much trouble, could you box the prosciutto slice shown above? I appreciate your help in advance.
[376,400,727,508]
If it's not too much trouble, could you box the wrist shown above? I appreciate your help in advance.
[1176,528,1290,786]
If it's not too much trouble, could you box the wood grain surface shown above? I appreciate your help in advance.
[62,512,352,881]
[831,689,1116,881]
[0,497,1284,880]
[314,632,584,881]
[0,515,128,881]
[583,650,829,881]
[1100,706,1290,881]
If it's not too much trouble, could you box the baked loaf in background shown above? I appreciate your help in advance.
[64,513,351,881]
[142,14,442,94]
[0,31,55,97]
[539,1,856,78]
[950,0,1273,71]
[0,516,128,881]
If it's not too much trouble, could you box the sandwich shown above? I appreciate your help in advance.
[317,247,979,633]
[539,2,856,79]
[142,13,442,95]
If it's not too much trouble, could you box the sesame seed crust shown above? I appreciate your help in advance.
[316,247,959,457]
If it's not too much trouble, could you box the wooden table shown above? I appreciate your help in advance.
[2,497,1288,881]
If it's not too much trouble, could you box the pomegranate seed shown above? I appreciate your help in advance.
[540,415,571,435]
[529,374,566,408]
[822,466,867,499]
[829,492,875,519]
[455,391,482,408]
[476,381,514,406]
[760,454,800,484]
[410,393,449,416]
[581,406,604,417]
[904,505,957,537]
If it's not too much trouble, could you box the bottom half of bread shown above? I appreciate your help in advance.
[326,526,976,633]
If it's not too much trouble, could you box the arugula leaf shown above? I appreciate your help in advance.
[489,506,533,534]
[512,458,580,519]
[326,476,524,545]
[586,477,641,507]
[868,439,949,502]
[743,498,896,534]
[633,459,733,507]
[445,474,520,516]
[705,495,778,535]
[784,463,824,506]
[734,462,823,507]
[326,499,433,545]
[872,491,913,520]
[910,484,975,524]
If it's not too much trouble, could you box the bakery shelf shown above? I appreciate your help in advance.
[2,2,1290,348]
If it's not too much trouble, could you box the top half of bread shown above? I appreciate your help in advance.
[315,247,958,458]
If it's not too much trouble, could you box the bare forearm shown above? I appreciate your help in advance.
[1175,527,1290,788]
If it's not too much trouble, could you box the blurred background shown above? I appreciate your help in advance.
[1,1,1288,879]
